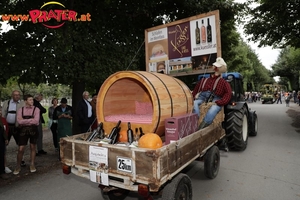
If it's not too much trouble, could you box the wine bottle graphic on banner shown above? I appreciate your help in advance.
[201,19,206,43]
[195,21,200,44]
[207,18,212,43]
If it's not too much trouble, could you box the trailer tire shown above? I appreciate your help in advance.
[204,146,220,179]
[225,106,248,151]
[100,188,129,200]
[249,112,258,136]
[162,173,192,200]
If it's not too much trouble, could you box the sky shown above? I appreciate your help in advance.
[233,0,280,70]
[233,0,281,82]
[239,29,280,70]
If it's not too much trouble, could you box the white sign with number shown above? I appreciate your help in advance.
[117,157,133,173]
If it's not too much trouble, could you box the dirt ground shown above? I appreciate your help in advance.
[1,104,300,187]
[0,127,62,187]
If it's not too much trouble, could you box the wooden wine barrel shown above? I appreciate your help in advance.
[96,71,193,137]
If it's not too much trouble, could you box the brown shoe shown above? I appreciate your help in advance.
[13,167,21,175]
[30,165,36,173]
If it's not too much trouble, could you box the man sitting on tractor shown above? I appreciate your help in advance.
[192,57,232,130]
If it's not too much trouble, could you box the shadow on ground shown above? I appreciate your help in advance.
[286,106,300,133]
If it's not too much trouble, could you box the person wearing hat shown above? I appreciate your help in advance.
[53,98,73,160]
[192,57,232,129]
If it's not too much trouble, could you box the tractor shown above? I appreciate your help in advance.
[198,72,258,151]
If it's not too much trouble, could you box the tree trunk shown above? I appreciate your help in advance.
[72,80,85,135]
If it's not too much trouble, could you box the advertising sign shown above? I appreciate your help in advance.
[145,10,221,76]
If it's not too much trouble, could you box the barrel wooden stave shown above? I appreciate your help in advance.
[97,71,193,137]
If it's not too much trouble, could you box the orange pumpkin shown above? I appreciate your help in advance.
[138,133,163,149]
[118,130,128,142]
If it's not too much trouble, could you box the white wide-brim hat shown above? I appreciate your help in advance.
[213,57,227,68]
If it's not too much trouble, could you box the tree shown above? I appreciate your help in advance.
[244,0,300,48]
[272,47,300,90]
[226,39,274,91]
[0,0,249,133]
[0,0,247,86]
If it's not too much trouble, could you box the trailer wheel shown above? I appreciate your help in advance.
[100,188,129,200]
[162,173,192,200]
[249,111,258,136]
[225,106,248,151]
[204,146,220,179]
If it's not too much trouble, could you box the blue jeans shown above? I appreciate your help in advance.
[193,91,222,124]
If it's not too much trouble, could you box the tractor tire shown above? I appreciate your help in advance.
[225,106,248,151]
[249,112,258,136]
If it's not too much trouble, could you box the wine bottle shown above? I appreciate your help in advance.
[110,127,121,144]
[108,120,121,140]
[139,127,144,138]
[86,129,98,141]
[135,127,139,141]
[127,122,134,144]
[207,18,212,43]
[97,122,105,139]
[86,130,97,142]
[201,19,206,43]
[195,21,200,44]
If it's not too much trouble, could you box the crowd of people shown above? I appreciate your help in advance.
[0,90,98,179]
[244,90,300,106]
[244,91,262,102]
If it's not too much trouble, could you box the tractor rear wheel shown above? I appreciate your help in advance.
[249,112,258,136]
[225,106,248,151]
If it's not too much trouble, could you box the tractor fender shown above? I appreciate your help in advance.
[225,102,247,111]
[248,109,256,117]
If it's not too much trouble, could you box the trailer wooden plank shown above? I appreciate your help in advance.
[60,122,225,192]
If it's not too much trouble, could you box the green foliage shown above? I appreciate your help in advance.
[0,0,274,94]
[0,76,72,101]
[226,39,273,91]
[272,47,300,90]
[0,0,246,88]
[244,0,300,48]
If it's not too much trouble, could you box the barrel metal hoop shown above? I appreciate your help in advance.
[173,78,189,113]
[150,73,174,117]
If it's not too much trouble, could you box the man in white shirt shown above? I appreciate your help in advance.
[76,91,94,133]
[1,90,26,172]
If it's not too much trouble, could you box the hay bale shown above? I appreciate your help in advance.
[198,102,224,125]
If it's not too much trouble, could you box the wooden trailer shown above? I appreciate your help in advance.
[60,71,226,199]
[60,112,225,200]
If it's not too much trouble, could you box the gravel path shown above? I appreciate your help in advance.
[1,127,61,187]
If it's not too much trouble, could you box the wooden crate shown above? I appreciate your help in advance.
[60,122,225,192]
